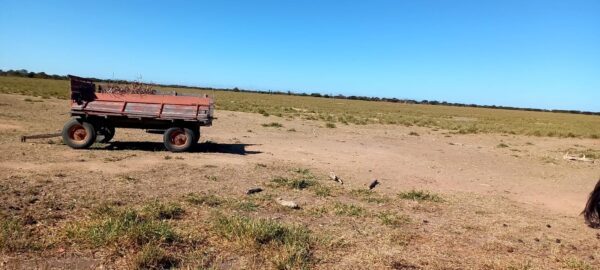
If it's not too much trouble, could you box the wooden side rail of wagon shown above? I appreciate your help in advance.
[58,75,215,152]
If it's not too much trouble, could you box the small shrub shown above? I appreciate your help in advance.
[262,122,283,128]
[287,128,297,132]
[497,143,509,148]
[185,193,225,207]
[398,190,443,202]
[408,131,419,136]
[258,109,270,117]
[325,123,336,128]
[164,155,172,160]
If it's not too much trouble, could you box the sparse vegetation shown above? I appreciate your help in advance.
[271,176,316,190]
[66,205,177,248]
[563,257,594,270]
[142,201,184,220]
[185,193,225,207]
[1,217,37,252]
[409,131,420,136]
[134,243,179,269]
[497,143,509,148]
[378,211,411,227]
[325,122,336,128]
[398,190,443,202]
[350,189,390,203]
[332,202,366,217]
[262,122,283,128]
[313,185,332,197]
[212,214,313,269]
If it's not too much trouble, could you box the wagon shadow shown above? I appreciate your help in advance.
[97,141,262,155]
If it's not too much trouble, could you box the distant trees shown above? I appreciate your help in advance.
[0,69,68,80]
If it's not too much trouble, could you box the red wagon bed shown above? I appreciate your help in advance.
[62,75,215,152]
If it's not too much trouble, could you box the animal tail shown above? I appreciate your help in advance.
[583,178,600,228]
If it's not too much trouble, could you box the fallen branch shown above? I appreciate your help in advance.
[563,153,595,163]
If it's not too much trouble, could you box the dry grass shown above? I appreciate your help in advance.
[2,76,600,138]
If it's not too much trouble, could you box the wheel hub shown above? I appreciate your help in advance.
[69,125,87,142]
[170,130,187,146]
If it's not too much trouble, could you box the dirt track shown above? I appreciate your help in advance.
[1,93,599,269]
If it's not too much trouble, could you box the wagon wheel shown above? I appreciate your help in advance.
[62,118,96,149]
[163,127,195,152]
[96,126,115,143]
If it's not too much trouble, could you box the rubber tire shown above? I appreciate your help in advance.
[163,127,195,152]
[62,118,97,149]
[96,126,115,143]
[192,127,200,144]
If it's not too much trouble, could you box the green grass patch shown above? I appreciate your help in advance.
[378,211,411,227]
[271,177,316,190]
[350,189,390,203]
[185,193,225,207]
[312,185,332,197]
[212,214,313,269]
[1,217,38,252]
[234,201,259,212]
[66,205,177,248]
[142,201,184,220]
[398,190,443,202]
[332,202,366,217]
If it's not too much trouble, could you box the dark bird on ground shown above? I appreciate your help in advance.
[369,179,379,190]
[246,187,263,195]
[583,178,600,228]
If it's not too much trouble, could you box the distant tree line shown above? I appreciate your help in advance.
[1,69,597,116]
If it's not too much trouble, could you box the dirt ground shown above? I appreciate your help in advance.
[1,93,599,269]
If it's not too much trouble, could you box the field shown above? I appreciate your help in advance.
[1,77,600,269]
[2,76,600,139]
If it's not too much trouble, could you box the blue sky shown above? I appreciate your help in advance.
[1,0,599,111]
